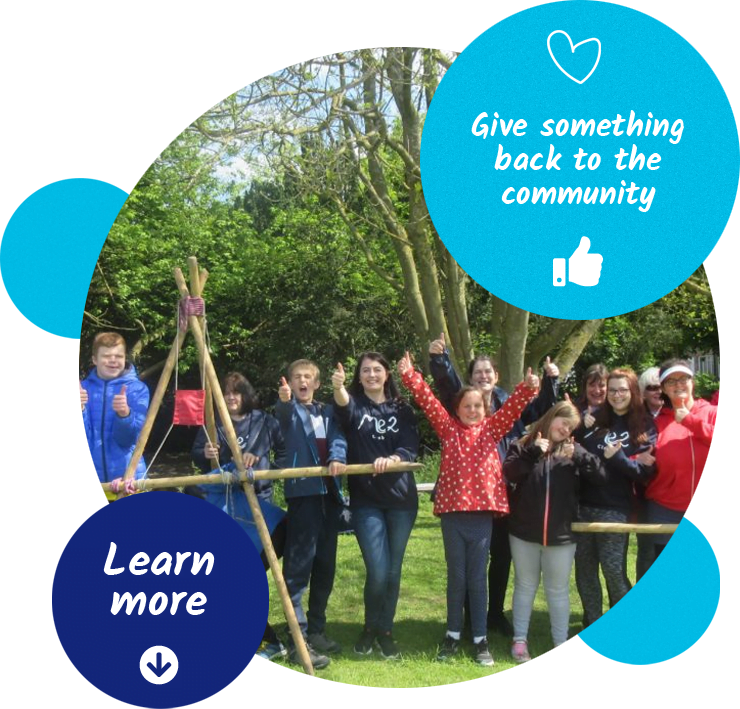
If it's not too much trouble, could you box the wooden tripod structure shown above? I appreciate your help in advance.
[107,256,424,674]
[115,257,318,675]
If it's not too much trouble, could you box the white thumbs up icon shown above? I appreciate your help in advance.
[553,236,603,287]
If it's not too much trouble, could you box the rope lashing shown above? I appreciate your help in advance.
[110,477,139,495]
[178,296,205,331]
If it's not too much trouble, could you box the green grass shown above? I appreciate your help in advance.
[267,460,639,687]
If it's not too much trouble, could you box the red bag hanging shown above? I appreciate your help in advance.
[173,389,206,426]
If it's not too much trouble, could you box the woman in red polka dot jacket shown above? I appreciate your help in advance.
[398,352,539,666]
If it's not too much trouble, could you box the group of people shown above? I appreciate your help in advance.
[80,331,717,671]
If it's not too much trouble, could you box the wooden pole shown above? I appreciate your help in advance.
[174,265,315,677]
[571,522,679,534]
[101,462,422,492]
[187,259,218,471]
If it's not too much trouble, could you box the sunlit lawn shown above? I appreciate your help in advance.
[266,464,638,687]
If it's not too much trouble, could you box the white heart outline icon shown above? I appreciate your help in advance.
[547,30,601,84]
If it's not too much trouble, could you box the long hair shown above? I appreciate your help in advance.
[576,363,607,410]
[348,352,401,402]
[222,372,259,415]
[594,368,650,445]
[521,401,581,456]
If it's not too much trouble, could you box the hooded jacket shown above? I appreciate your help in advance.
[504,440,606,546]
[646,399,716,512]
[402,369,537,516]
[334,392,419,510]
[81,365,150,482]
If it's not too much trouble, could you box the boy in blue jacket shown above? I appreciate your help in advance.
[276,359,347,670]
[80,332,150,497]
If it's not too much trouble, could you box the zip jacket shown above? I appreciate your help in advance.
[504,440,606,545]
[274,398,347,499]
[81,365,149,482]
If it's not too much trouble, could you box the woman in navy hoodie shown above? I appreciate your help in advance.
[332,352,419,660]
[575,368,656,627]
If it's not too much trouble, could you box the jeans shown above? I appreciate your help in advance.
[646,500,684,562]
[441,512,493,639]
[353,505,417,633]
[510,534,576,647]
[283,494,340,636]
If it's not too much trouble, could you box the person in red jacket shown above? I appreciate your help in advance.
[398,352,539,667]
[646,359,717,560]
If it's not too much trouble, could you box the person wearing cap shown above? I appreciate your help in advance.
[645,359,717,562]
[634,367,662,580]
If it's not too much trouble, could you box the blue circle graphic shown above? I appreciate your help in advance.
[52,492,268,707]
[421,1,739,318]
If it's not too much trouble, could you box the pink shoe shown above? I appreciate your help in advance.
[511,640,531,663]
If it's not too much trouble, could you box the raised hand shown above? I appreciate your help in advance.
[543,355,559,378]
[635,446,656,466]
[534,432,550,454]
[604,440,622,459]
[674,395,690,423]
[429,332,446,356]
[397,351,413,377]
[112,384,130,417]
[584,406,596,429]
[80,382,88,411]
[278,376,292,403]
[525,367,540,390]
[331,362,346,391]
[561,436,575,459]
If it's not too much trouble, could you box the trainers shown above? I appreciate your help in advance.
[474,639,494,667]
[488,613,514,637]
[256,640,287,661]
[436,635,460,661]
[375,632,401,660]
[511,640,531,663]
[354,626,375,655]
[288,639,331,670]
[307,632,342,655]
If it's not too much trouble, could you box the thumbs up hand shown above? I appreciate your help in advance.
[397,351,414,377]
[524,367,540,390]
[331,363,346,391]
[278,376,292,403]
[568,236,603,286]
[543,355,559,378]
[534,432,550,454]
[429,332,447,356]
[80,382,88,411]
[112,385,130,417]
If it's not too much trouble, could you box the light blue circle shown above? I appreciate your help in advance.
[421,1,739,318]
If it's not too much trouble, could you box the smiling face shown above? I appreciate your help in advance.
[643,384,663,413]
[457,390,486,426]
[548,415,575,443]
[586,376,607,408]
[662,373,694,408]
[470,360,498,394]
[607,376,632,415]
[93,344,126,381]
[290,366,320,404]
[359,356,389,398]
